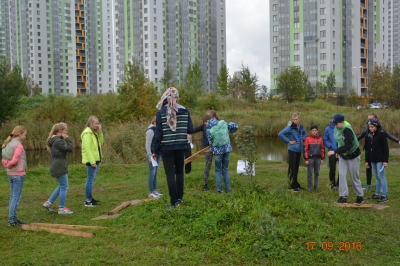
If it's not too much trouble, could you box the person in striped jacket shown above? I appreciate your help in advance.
[152,88,193,208]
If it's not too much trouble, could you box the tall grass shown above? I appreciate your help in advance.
[2,99,400,164]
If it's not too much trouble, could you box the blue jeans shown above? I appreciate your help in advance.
[8,175,24,222]
[371,162,388,196]
[85,163,100,201]
[48,174,69,208]
[214,152,231,192]
[147,155,160,192]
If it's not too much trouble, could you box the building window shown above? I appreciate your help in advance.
[273,4,278,11]
[333,42,335,49]
[273,68,279,74]
[320,19,326,26]
[333,31,335,38]
[273,47,278,53]
[320,42,326,48]
[320,30,326,37]
[320,8,326,15]
[273,25,279,32]
[273,15,277,21]
[273,57,278,63]
[294,22,300,29]
[273,36,278,42]
[294,33,299,40]
[320,53,327,60]
[320,64,327,71]
[294,44,300,50]
[294,55,300,61]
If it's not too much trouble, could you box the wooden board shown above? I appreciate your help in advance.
[184,146,210,165]
[29,223,105,230]
[92,214,121,220]
[333,203,389,210]
[21,224,94,238]
[108,201,131,215]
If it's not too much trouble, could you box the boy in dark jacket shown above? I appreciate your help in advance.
[304,125,324,190]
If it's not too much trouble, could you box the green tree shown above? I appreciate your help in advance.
[117,59,158,121]
[181,59,204,107]
[276,65,308,103]
[391,64,400,101]
[326,71,336,95]
[160,65,175,89]
[0,57,27,126]
[216,60,229,96]
[239,64,259,102]
[305,82,316,102]
[368,64,394,103]
[184,59,204,92]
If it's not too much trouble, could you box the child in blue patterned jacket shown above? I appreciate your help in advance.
[206,116,238,193]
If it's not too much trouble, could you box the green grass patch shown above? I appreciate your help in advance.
[1,152,400,265]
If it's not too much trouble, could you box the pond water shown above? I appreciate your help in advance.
[25,137,398,168]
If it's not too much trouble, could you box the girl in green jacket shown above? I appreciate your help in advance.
[81,116,104,207]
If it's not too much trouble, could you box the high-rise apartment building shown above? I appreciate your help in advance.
[0,0,116,95]
[269,0,390,96]
[115,0,226,92]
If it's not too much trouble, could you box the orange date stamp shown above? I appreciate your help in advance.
[306,241,362,251]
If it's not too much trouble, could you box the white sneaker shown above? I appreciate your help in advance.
[154,190,163,196]
[149,192,159,198]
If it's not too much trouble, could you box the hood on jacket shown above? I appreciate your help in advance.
[328,121,335,128]
[47,135,61,147]
[207,118,219,129]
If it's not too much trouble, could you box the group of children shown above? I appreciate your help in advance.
[278,112,391,205]
[2,116,103,227]
[145,107,239,201]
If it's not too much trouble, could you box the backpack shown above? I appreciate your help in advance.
[210,120,230,147]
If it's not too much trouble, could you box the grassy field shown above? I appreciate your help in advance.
[1,151,400,265]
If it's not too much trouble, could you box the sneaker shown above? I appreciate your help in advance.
[293,188,300,192]
[369,194,380,199]
[354,196,365,205]
[377,196,388,203]
[58,207,73,215]
[149,192,159,198]
[313,186,318,190]
[331,186,337,191]
[43,201,55,212]
[92,198,100,203]
[7,219,24,227]
[203,184,208,192]
[217,190,222,193]
[335,197,348,204]
[84,200,98,207]
[363,185,371,191]
[153,190,163,196]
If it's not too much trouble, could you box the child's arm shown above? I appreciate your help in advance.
[192,124,204,134]
[227,122,238,133]
[303,138,309,161]
[4,144,23,169]
[320,139,325,160]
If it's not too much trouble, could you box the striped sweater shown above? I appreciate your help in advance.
[153,104,193,154]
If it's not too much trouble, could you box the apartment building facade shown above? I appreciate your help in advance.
[269,0,390,96]
[115,0,226,92]
[0,0,116,95]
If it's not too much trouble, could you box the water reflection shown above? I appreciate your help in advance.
[25,137,398,168]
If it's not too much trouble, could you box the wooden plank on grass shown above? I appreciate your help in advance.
[108,201,131,215]
[334,203,389,210]
[30,223,106,230]
[91,214,120,220]
[184,146,210,165]
[21,224,94,238]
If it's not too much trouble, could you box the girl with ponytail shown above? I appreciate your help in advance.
[1,126,27,227]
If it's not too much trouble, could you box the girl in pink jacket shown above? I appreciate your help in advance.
[2,126,27,227]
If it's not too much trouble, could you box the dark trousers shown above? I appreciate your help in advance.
[184,145,192,174]
[161,149,185,205]
[288,150,301,189]
[328,154,339,186]
[365,151,372,186]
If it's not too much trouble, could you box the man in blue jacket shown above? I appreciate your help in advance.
[278,113,307,192]
[323,113,338,190]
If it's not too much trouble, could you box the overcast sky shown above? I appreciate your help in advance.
[226,1,270,88]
